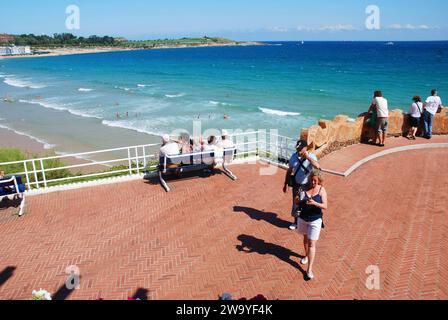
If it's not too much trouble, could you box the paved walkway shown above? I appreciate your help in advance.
[320,135,448,174]
[0,138,447,300]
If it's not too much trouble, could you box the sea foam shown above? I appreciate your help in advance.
[165,93,186,98]
[259,107,301,117]
[3,77,47,89]
[209,100,233,106]
[101,120,162,136]
[78,88,94,92]
[19,99,102,120]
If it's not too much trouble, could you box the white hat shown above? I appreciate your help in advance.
[221,129,229,137]
[162,134,170,143]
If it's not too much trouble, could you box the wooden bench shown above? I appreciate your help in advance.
[158,148,237,192]
[0,175,26,217]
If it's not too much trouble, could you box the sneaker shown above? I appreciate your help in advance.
[301,257,308,265]
[289,224,297,230]
[306,271,314,280]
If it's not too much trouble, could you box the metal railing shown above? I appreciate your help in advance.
[0,131,297,193]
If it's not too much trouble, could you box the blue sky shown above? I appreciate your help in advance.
[1,0,447,40]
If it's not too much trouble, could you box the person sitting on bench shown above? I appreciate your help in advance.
[0,171,12,193]
[0,172,27,216]
[159,134,180,157]
[178,133,192,154]
[203,135,218,152]
[216,129,234,149]
[202,136,219,167]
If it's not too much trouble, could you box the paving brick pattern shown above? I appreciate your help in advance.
[0,142,447,300]
[320,135,448,173]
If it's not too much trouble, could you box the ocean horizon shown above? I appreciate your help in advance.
[1,41,447,155]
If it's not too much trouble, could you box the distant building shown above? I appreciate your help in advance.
[0,46,32,56]
[114,37,128,42]
[0,34,14,44]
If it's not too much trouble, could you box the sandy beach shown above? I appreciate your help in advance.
[0,47,137,60]
[0,126,50,154]
[0,127,109,173]
[0,42,262,60]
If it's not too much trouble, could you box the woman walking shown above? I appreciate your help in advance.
[295,169,328,280]
[407,96,423,140]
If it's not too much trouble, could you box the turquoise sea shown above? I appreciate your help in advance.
[0,41,447,154]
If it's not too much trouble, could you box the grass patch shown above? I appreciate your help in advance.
[1,148,159,189]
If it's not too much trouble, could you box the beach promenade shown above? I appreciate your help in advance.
[0,136,447,300]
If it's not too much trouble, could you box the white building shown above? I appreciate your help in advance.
[0,46,32,56]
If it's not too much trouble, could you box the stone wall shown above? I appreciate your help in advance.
[300,107,448,158]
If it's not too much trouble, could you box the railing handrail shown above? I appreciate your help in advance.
[0,131,297,167]
[0,130,297,193]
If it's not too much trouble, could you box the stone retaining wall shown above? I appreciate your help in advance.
[300,107,448,158]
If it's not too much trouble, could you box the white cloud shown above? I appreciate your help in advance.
[267,27,289,33]
[387,24,439,30]
[297,24,359,32]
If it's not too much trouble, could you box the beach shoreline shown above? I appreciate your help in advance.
[0,41,263,60]
[0,127,113,173]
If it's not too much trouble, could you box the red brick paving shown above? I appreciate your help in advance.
[0,141,447,300]
[320,135,448,173]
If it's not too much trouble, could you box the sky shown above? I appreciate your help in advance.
[1,0,447,41]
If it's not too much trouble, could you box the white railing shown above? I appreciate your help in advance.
[0,143,160,191]
[0,131,297,193]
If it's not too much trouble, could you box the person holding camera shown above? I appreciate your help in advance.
[295,169,328,280]
[283,140,320,230]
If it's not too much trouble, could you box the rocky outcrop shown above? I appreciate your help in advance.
[300,107,448,158]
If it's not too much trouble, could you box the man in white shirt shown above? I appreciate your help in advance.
[216,129,236,164]
[369,90,389,147]
[423,89,443,139]
[283,140,320,230]
[216,129,235,149]
[159,134,180,157]
[202,135,219,167]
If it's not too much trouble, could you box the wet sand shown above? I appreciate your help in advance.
[0,127,110,174]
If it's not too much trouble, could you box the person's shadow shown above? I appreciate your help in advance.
[233,206,291,229]
[236,234,307,279]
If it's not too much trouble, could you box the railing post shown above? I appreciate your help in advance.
[40,159,47,188]
[127,148,133,175]
[142,146,147,170]
[134,147,139,175]
[31,160,39,189]
[23,161,30,191]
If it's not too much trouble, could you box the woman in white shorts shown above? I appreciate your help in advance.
[294,170,328,280]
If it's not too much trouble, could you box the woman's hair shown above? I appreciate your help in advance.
[413,96,422,103]
[208,135,216,144]
[308,169,324,188]
[374,90,383,98]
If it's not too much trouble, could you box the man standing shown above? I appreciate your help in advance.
[283,140,320,230]
[369,90,389,147]
[423,89,443,139]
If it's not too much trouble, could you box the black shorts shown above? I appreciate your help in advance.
[409,116,420,128]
